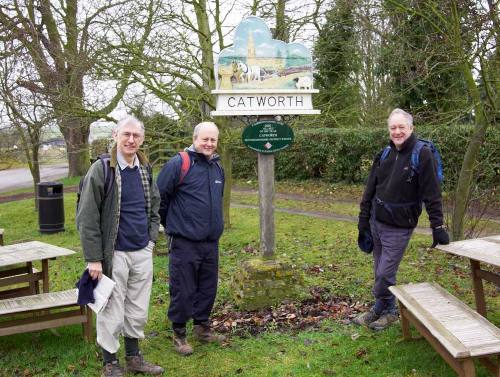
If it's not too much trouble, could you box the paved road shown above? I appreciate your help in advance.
[0,163,69,193]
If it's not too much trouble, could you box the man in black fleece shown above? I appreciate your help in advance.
[354,108,449,330]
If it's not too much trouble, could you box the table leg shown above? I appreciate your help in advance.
[26,261,38,294]
[470,260,487,317]
[42,259,49,293]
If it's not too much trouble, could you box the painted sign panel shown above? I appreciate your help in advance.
[242,121,294,153]
[211,16,319,116]
[216,16,314,91]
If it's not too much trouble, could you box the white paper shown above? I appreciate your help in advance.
[87,274,116,314]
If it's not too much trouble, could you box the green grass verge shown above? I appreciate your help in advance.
[0,176,81,197]
[0,192,498,376]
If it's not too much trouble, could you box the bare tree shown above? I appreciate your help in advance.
[0,0,158,176]
[0,44,51,192]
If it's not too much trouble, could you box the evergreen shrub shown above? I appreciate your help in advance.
[230,125,500,191]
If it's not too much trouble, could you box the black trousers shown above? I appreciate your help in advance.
[167,236,219,324]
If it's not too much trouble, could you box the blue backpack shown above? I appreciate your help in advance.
[380,139,444,183]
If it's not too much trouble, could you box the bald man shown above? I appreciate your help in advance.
[156,122,225,355]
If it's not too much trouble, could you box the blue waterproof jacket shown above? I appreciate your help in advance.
[156,147,224,241]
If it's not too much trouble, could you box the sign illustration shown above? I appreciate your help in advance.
[211,16,319,116]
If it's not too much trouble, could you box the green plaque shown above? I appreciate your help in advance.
[242,121,294,154]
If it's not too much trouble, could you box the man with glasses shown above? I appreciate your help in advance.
[77,116,163,376]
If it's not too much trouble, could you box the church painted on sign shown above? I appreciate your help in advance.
[216,16,314,90]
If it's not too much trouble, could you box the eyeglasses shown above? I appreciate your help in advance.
[119,132,143,140]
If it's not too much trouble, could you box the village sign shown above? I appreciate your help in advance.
[211,16,320,116]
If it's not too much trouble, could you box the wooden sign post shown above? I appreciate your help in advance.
[211,16,319,309]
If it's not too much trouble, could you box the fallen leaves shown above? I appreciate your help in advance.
[211,287,368,336]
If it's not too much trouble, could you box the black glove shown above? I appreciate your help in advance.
[357,220,373,254]
[431,226,450,248]
[358,220,370,234]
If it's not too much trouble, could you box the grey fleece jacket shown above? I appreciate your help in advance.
[76,145,160,277]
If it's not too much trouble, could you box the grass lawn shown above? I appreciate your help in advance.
[0,191,498,377]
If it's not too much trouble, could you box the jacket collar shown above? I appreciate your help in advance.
[109,144,149,169]
[186,144,220,162]
[389,133,417,153]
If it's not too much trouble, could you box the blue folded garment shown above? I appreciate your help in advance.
[75,269,98,305]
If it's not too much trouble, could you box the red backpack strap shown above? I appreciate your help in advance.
[178,151,191,185]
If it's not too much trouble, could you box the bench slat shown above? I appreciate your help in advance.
[0,289,78,315]
[390,282,500,358]
[0,310,87,337]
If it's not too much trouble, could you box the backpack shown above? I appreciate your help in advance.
[177,151,224,186]
[76,153,152,211]
[380,139,444,183]
[76,154,113,212]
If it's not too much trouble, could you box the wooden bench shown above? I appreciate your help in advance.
[390,282,500,377]
[0,266,41,299]
[0,289,92,341]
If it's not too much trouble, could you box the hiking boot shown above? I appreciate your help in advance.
[352,309,380,326]
[125,352,164,375]
[101,360,124,377]
[193,322,226,343]
[173,332,193,356]
[369,312,399,331]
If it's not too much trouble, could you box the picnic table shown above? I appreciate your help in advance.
[0,240,92,340]
[0,241,75,297]
[435,234,500,318]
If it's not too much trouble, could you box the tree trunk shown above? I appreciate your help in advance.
[60,116,90,177]
[450,1,490,240]
[451,60,489,240]
[274,0,288,42]
[28,137,40,210]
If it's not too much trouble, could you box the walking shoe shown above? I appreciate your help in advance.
[369,312,399,331]
[173,332,193,356]
[125,352,164,375]
[352,309,380,326]
[193,322,226,343]
[101,360,124,377]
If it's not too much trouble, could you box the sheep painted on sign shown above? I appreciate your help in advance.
[293,76,313,90]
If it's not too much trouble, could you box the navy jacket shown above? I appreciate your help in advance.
[359,134,444,229]
[157,148,224,241]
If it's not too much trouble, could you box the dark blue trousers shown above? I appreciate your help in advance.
[370,219,413,314]
[167,236,219,324]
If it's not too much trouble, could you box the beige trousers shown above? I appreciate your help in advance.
[97,243,154,353]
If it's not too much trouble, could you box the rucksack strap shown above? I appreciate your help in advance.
[178,151,191,185]
[98,154,114,197]
[380,146,391,162]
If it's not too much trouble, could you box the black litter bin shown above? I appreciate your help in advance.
[37,181,65,234]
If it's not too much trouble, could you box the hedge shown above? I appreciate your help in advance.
[229,125,500,191]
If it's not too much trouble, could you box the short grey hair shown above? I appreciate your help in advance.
[193,121,219,139]
[115,115,145,134]
[388,108,413,127]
